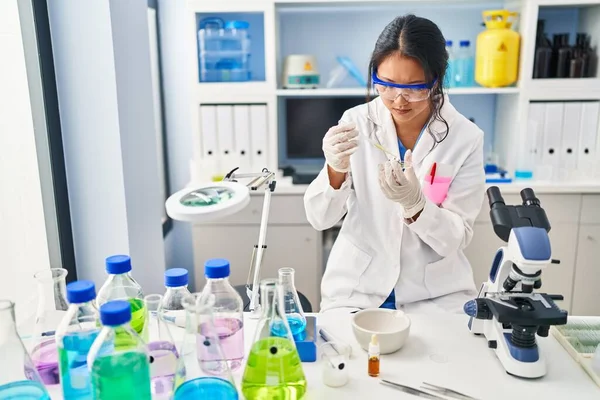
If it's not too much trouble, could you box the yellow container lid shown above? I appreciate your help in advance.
[483,10,518,29]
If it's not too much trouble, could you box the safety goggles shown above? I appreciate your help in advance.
[372,71,437,102]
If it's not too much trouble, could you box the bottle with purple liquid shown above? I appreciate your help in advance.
[31,267,70,387]
[200,259,244,372]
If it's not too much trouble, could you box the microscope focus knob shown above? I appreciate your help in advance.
[464,299,492,320]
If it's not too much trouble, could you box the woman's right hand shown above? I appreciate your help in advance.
[322,122,359,173]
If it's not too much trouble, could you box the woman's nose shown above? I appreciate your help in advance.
[393,93,409,106]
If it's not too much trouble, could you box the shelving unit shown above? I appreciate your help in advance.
[185,0,600,179]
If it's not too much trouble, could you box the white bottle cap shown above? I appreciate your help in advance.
[368,334,380,354]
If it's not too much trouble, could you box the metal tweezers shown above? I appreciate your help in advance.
[421,382,480,400]
[380,380,446,400]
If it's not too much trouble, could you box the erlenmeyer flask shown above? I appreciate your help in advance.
[241,279,307,400]
[173,293,238,400]
[0,299,50,399]
[144,294,179,399]
[32,268,69,386]
[275,267,307,339]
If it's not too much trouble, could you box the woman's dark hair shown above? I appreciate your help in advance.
[367,14,449,144]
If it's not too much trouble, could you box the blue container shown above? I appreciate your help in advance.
[198,18,251,82]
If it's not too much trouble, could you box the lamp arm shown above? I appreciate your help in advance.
[248,180,274,316]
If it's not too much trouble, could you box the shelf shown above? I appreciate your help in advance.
[527,78,600,100]
[275,87,519,97]
[195,82,274,102]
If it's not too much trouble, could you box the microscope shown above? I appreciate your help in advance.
[464,186,568,379]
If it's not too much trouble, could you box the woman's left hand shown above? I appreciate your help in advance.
[378,149,426,219]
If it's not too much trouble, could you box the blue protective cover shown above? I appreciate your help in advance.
[513,227,551,261]
[337,57,367,87]
[295,315,317,362]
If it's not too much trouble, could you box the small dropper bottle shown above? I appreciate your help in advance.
[368,334,380,377]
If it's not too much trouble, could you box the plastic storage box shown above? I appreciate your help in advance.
[198,18,251,82]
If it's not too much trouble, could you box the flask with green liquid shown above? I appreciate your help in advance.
[241,279,307,400]
[88,301,151,400]
[96,255,146,342]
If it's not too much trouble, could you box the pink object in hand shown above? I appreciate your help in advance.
[422,176,451,205]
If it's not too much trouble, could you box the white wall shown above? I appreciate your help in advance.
[158,0,196,288]
[0,0,51,324]
[47,0,166,293]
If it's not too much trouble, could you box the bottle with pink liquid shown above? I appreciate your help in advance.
[31,267,70,387]
[199,259,244,372]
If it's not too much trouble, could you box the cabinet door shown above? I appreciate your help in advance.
[192,225,322,311]
[572,225,600,316]
[464,222,577,311]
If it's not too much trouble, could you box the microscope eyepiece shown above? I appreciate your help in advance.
[487,186,505,209]
[521,188,540,207]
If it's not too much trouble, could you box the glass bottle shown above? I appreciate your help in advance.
[0,299,50,399]
[445,40,455,88]
[96,255,146,340]
[200,259,244,371]
[56,280,100,400]
[241,279,307,400]
[32,267,69,386]
[276,267,307,340]
[161,268,193,346]
[454,40,474,87]
[144,294,179,399]
[173,293,238,400]
[88,301,151,400]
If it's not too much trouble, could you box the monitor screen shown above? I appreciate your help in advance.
[285,97,367,160]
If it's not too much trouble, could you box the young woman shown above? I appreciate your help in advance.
[304,15,486,313]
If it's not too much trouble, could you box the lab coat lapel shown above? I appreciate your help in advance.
[411,95,458,168]
[373,98,401,161]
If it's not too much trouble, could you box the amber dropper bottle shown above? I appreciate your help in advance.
[368,334,380,377]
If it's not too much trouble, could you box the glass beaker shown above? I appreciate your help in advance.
[32,267,69,386]
[241,279,307,400]
[0,299,50,399]
[275,268,307,339]
[144,294,179,399]
[173,293,238,400]
[320,341,351,388]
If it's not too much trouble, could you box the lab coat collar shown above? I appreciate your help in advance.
[369,95,458,167]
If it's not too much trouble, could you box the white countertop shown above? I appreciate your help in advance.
[45,311,600,399]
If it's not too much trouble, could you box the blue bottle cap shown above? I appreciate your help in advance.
[204,258,230,279]
[224,20,249,29]
[67,280,96,304]
[446,40,453,46]
[460,40,470,47]
[105,255,132,274]
[100,300,132,326]
[165,268,189,287]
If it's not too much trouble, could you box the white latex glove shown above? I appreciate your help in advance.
[378,149,426,218]
[323,122,359,173]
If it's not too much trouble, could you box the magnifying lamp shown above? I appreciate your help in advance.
[165,168,276,318]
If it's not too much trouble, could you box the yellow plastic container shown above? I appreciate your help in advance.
[475,10,520,88]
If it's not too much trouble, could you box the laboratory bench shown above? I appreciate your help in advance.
[44,311,600,399]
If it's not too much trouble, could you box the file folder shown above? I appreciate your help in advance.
[559,102,581,180]
[541,102,564,181]
[578,102,600,179]
[200,105,219,180]
[249,105,268,171]
[528,102,546,165]
[216,105,236,175]
[233,105,252,172]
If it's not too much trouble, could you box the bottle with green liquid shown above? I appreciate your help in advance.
[241,279,307,400]
[96,255,146,343]
[87,301,151,400]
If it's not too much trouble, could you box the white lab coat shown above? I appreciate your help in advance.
[304,96,485,313]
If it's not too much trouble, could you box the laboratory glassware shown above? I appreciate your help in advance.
[173,293,239,400]
[0,299,51,399]
[161,268,193,349]
[445,40,455,88]
[241,279,307,400]
[56,280,100,400]
[276,267,307,340]
[533,20,552,79]
[32,267,69,386]
[200,258,244,371]
[454,40,474,87]
[88,300,151,400]
[96,255,146,340]
[144,294,179,399]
